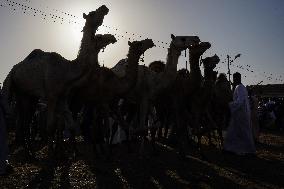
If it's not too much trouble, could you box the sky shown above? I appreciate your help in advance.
[0,0,284,85]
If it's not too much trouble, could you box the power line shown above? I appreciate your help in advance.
[1,0,175,50]
[1,0,283,83]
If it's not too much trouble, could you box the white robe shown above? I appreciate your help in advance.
[224,84,256,154]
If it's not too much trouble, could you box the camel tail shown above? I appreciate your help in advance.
[2,66,15,104]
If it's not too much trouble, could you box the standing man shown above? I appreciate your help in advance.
[224,72,256,155]
[248,90,260,142]
[0,85,12,175]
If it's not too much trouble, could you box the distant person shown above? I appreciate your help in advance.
[264,100,276,129]
[248,90,260,142]
[275,99,284,130]
[224,72,256,155]
[0,86,13,175]
[214,73,233,129]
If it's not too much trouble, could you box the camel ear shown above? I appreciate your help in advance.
[128,41,132,46]
[83,13,87,19]
[171,34,175,40]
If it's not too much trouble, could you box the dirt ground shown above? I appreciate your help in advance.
[0,130,283,189]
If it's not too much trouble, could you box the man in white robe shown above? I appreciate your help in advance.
[224,72,256,155]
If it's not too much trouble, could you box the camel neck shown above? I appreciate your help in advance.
[204,67,214,81]
[127,48,141,63]
[77,26,94,66]
[125,48,140,79]
[117,48,140,93]
[164,45,181,75]
[189,54,201,74]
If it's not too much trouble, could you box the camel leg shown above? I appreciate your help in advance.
[91,109,100,158]
[149,125,159,155]
[192,113,202,151]
[137,99,149,156]
[93,108,107,158]
[177,115,188,158]
[46,99,58,158]
[156,106,165,139]
[206,111,218,148]
[139,98,149,135]
[16,95,36,159]
[197,135,202,151]
[217,128,223,149]
[216,115,224,149]
[220,114,227,148]
[194,114,203,152]
[14,99,25,147]
[157,123,162,139]
[54,114,65,160]
[26,98,37,158]
[66,113,78,159]
[60,99,78,159]
[115,110,132,153]
[109,122,117,154]
[100,104,112,158]
[172,99,186,157]
[81,106,93,143]
[174,99,187,154]
[121,120,132,154]
[164,117,170,139]
[208,132,213,146]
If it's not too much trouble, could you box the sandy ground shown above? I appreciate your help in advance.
[0,130,283,189]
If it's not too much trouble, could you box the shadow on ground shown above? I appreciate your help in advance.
[0,130,283,189]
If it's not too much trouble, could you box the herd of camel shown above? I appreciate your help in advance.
[2,5,233,157]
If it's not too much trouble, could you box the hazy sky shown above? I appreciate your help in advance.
[0,0,283,85]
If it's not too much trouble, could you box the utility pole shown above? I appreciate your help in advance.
[185,49,188,71]
[226,53,241,86]
[227,55,231,84]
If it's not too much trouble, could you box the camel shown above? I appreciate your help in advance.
[188,55,220,152]
[2,5,111,154]
[210,73,232,146]
[154,42,211,136]
[69,39,155,152]
[112,34,200,154]
[153,42,211,156]
[113,34,200,129]
[185,42,212,98]
[9,33,116,156]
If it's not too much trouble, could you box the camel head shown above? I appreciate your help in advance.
[170,34,200,51]
[189,42,211,57]
[83,5,109,32]
[149,61,165,73]
[128,38,155,56]
[94,34,117,52]
[202,54,220,71]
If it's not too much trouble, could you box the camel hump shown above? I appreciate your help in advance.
[149,61,165,73]
[112,58,128,78]
[25,49,44,61]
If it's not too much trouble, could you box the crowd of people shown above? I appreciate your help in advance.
[257,97,284,131]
